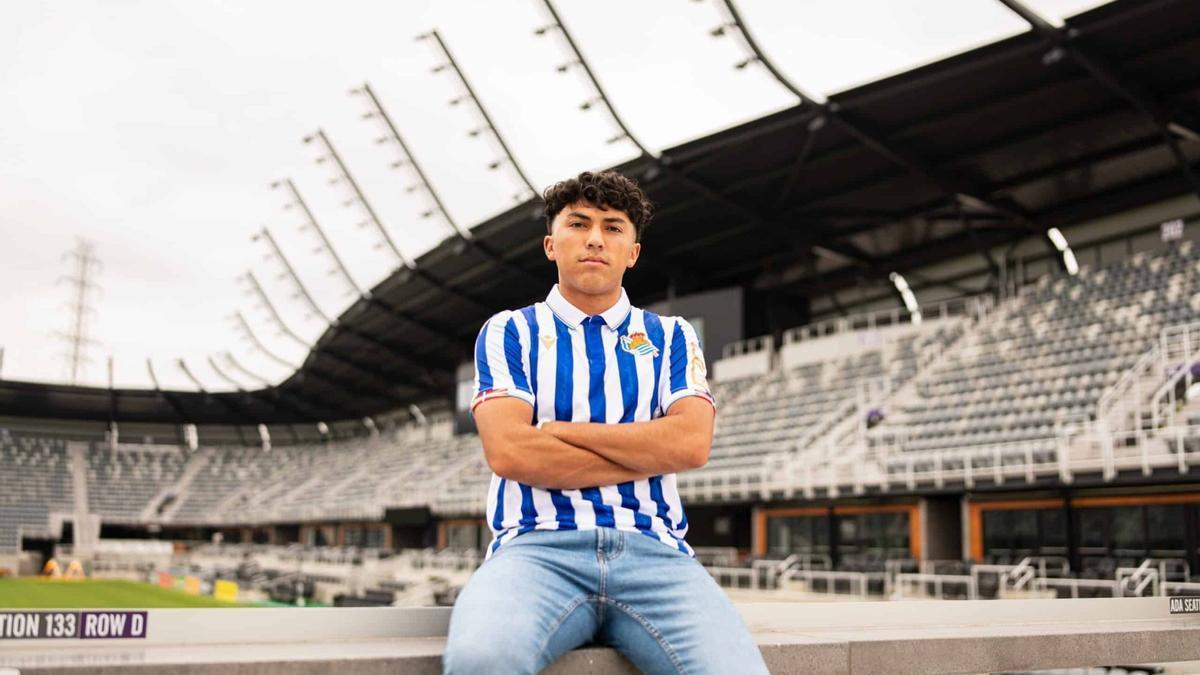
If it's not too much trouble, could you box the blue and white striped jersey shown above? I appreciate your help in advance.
[471,284,714,559]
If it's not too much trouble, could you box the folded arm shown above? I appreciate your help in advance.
[541,397,714,475]
[474,397,653,490]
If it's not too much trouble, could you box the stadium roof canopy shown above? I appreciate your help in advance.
[2,0,1198,426]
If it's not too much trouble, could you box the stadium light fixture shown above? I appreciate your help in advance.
[408,403,427,426]
[1046,227,1078,276]
[1042,46,1067,66]
[1063,249,1079,276]
[889,272,923,325]
[1046,227,1068,251]
[710,23,736,37]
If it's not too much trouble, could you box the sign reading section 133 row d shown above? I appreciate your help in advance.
[0,611,147,639]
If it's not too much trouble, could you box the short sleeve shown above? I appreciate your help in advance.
[659,316,715,413]
[471,311,536,413]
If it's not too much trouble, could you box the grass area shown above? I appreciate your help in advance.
[0,578,244,609]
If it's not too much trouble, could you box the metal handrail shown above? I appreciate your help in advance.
[780,568,873,598]
[894,572,978,600]
[781,296,986,346]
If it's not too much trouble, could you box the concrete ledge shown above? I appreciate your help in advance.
[2,598,1199,674]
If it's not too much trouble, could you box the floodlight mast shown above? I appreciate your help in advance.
[177,357,262,436]
[250,226,458,382]
[252,226,332,325]
[303,127,494,315]
[417,30,539,199]
[215,352,320,430]
[273,178,365,298]
[353,81,470,238]
[272,179,480,371]
[353,79,547,287]
[176,358,208,393]
[241,270,312,350]
[535,0,649,157]
[222,352,272,388]
[216,348,309,422]
[207,355,247,391]
[230,311,300,370]
[145,358,162,390]
[304,128,414,268]
[235,263,438,401]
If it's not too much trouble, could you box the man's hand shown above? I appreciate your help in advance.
[541,397,714,475]
[474,397,652,490]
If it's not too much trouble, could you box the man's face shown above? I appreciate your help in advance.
[544,201,641,296]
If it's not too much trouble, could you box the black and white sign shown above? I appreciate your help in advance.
[1169,596,1200,614]
[1162,218,1185,243]
[0,611,147,639]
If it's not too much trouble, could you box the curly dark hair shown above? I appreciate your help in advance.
[543,170,653,241]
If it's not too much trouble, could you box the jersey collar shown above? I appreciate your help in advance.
[546,284,631,330]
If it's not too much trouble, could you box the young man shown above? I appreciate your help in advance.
[443,171,767,674]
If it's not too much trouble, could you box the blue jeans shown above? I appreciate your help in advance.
[443,528,768,674]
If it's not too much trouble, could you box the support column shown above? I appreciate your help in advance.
[919,496,963,562]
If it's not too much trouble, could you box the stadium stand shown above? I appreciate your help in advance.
[86,444,187,523]
[869,242,1200,478]
[4,241,1200,550]
[0,429,73,553]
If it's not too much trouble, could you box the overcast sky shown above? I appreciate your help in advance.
[0,0,1107,391]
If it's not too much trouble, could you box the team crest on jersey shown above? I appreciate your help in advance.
[620,331,660,358]
[539,333,556,350]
